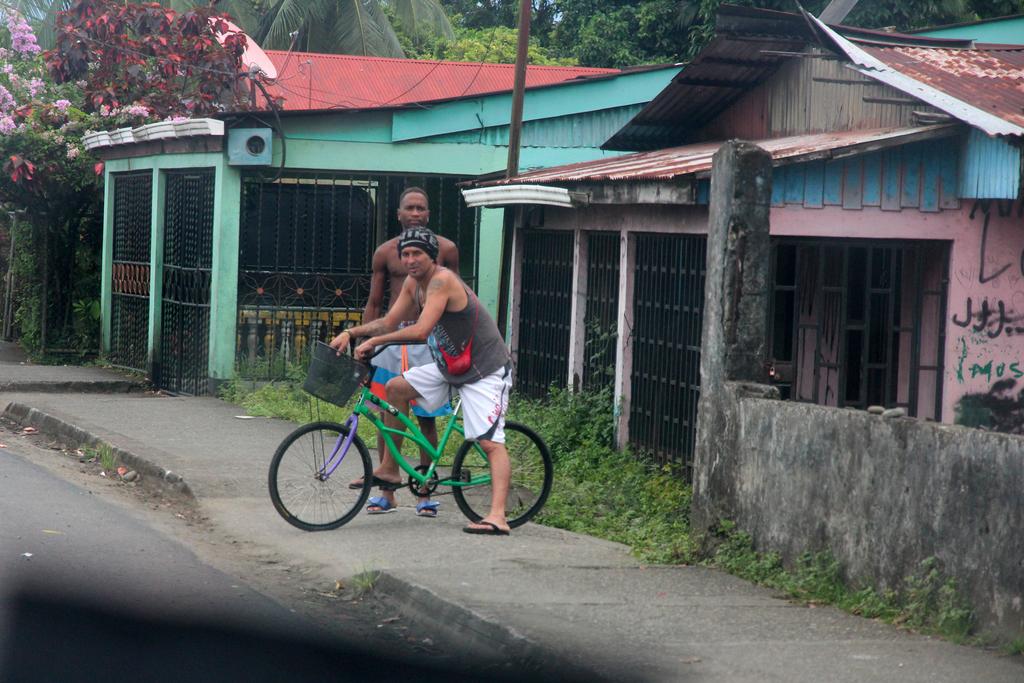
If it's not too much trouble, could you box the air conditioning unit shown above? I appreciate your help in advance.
[227,128,273,166]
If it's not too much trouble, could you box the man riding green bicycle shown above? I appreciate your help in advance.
[330,227,513,535]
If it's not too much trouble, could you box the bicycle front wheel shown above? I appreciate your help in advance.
[451,421,553,528]
[269,421,373,531]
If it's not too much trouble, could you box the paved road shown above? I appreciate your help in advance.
[0,444,315,624]
[0,434,547,682]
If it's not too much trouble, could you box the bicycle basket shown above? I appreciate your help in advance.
[304,341,369,406]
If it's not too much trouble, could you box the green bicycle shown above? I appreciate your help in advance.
[269,341,553,531]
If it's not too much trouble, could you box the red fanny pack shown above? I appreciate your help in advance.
[440,294,479,375]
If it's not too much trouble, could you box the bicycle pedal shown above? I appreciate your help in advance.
[459,468,472,482]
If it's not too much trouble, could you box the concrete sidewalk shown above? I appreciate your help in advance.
[1,359,1021,680]
[0,343,143,393]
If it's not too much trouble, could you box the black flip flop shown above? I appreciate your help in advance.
[462,521,510,536]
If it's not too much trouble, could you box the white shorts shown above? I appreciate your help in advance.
[403,363,511,442]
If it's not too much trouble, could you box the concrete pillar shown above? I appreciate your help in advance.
[566,228,588,390]
[692,141,774,533]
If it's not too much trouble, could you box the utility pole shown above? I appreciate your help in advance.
[818,0,860,24]
[506,0,531,179]
[496,0,531,336]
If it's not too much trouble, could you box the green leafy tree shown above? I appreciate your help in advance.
[399,22,575,64]
[550,0,697,67]
[440,0,558,42]
[845,0,1024,29]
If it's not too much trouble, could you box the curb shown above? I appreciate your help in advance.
[2,401,195,503]
[0,380,146,393]
[374,571,592,680]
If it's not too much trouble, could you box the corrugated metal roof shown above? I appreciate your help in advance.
[601,33,808,151]
[486,124,959,185]
[858,44,1024,130]
[260,52,617,111]
[603,6,1008,151]
[802,11,1024,137]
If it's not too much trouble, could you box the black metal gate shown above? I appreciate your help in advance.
[630,233,706,475]
[516,229,574,398]
[237,171,479,379]
[157,170,214,395]
[109,171,152,372]
[768,239,949,418]
[583,232,620,391]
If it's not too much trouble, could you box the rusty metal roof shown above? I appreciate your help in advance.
[260,51,617,111]
[858,44,1024,130]
[604,6,1011,151]
[801,11,1024,137]
[485,124,959,186]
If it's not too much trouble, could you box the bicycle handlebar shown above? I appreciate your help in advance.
[367,340,427,359]
[332,339,427,361]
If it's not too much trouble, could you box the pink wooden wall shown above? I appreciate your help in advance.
[772,202,1024,423]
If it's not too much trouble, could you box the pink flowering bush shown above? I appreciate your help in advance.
[0,3,248,355]
[0,11,106,188]
[0,12,109,355]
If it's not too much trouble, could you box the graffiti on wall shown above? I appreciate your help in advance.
[951,297,1024,339]
[952,200,1024,430]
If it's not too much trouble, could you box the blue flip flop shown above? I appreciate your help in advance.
[366,496,396,514]
[416,500,440,518]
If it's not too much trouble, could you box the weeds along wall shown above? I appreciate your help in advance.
[712,386,1024,637]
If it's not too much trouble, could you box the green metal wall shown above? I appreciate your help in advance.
[914,16,1024,44]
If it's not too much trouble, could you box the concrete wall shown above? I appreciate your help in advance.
[718,387,1024,637]
[693,142,1024,638]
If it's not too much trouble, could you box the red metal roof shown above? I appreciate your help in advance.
[858,45,1024,129]
[487,125,959,185]
[260,51,618,111]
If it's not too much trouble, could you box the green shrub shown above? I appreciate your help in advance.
[508,385,695,564]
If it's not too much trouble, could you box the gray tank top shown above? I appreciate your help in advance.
[419,281,510,386]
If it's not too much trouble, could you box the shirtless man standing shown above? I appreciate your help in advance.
[340,187,458,516]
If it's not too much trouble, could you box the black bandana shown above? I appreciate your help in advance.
[397,227,439,261]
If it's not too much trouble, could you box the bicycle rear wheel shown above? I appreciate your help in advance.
[269,421,372,531]
[451,421,553,528]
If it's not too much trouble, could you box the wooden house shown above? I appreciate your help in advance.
[467,6,1024,472]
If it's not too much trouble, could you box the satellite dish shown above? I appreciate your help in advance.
[211,18,278,80]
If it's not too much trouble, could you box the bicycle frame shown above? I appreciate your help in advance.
[319,367,490,490]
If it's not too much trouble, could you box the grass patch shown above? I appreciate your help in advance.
[508,385,696,564]
[350,570,381,597]
[707,521,975,643]
[82,444,117,471]
[1003,638,1024,656]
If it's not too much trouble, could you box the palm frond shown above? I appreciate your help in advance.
[257,0,321,50]
[384,0,454,40]
[331,0,404,57]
